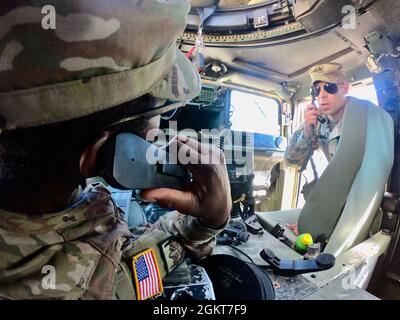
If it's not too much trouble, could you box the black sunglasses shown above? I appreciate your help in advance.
[311,82,340,97]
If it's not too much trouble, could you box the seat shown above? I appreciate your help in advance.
[256,97,394,256]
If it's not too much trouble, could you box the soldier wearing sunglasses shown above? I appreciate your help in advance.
[285,63,351,169]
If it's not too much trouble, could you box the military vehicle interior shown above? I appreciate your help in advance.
[153,0,400,300]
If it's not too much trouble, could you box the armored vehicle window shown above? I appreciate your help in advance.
[349,81,378,105]
[230,90,280,135]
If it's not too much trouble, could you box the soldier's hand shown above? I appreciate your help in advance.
[140,135,232,228]
[304,104,319,138]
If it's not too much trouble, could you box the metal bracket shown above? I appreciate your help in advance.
[253,8,269,28]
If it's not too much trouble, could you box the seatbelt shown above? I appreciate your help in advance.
[299,133,316,173]
[299,117,320,200]
[299,134,319,181]
[310,158,319,181]
[298,99,368,241]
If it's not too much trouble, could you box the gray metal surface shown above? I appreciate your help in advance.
[303,277,379,300]
[302,232,391,289]
[268,273,319,300]
[215,230,319,300]
[215,228,384,300]
[215,227,301,265]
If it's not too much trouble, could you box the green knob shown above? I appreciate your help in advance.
[295,233,313,254]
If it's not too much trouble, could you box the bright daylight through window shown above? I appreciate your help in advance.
[230,90,280,136]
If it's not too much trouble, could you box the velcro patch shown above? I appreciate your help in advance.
[132,248,163,300]
[158,237,185,273]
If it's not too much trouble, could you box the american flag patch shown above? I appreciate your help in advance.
[132,248,163,300]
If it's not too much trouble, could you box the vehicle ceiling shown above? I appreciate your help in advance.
[181,0,400,100]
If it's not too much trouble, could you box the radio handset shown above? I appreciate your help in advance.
[97,133,191,191]
[310,89,326,125]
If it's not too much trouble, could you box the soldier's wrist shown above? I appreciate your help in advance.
[199,215,230,230]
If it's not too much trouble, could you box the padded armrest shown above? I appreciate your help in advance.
[256,209,301,231]
[256,209,301,248]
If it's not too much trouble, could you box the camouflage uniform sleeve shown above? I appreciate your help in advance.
[285,124,317,169]
[149,211,229,259]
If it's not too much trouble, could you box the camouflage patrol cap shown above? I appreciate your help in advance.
[309,63,347,85]
[0,0,201,131]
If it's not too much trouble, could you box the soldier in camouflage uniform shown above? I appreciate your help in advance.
[285,63,352,169]
[284,63,388,235]
[0,0,231,299]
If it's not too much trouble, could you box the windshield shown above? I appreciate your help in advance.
[230,90,280,135]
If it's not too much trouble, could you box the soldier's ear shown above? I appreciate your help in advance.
[79,131,113,178]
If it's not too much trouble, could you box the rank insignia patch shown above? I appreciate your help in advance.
[132,248,163,300]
